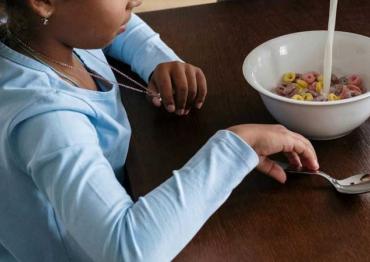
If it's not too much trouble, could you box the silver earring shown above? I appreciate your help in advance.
[42,17,49,26]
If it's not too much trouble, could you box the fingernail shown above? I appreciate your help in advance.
[167,105,175,112]
[196,102,203,109]
[152,97,162,107]
[176,109,185,115]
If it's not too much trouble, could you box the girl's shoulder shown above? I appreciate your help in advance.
[0,60,97,137]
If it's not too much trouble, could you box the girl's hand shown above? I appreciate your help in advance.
[227,124,320,184]
[147,62,207,115]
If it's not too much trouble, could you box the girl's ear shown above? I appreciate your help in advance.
[26,0,56,18]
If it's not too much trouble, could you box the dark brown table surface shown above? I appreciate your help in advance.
[116,0,370,261]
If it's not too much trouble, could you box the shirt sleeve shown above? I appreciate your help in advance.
[12,110,259,262]
[103,13,182,82]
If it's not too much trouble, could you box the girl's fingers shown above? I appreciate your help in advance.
[146,81,162,107]
[150,62,207,114]
[284,152,302,168]
[291,132,318,160]
[257,157,287,184]
[185,66,198,113]
[288,131,319,170]
[172,65,188,115]
[286,135,319,171]
[195,69,207,109]
[155,70,175,113]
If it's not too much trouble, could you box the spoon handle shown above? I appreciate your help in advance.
[276,161,318,175]
[277,162,336,184]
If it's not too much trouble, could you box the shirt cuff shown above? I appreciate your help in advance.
[214,130,259,170]
[140,41,183,82]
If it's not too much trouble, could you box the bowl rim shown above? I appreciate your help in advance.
[243,30,370,106]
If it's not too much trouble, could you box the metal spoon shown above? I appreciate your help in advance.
[277,161,370,194]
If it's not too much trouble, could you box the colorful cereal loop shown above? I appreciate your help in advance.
[328,93,340,101]
[283,72,296,83]
[302,93,314,101]
[302,73,316,84]
[291,94,304,100]
[296,79,308,89]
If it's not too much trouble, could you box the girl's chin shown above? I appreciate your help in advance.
[117,25,126,35]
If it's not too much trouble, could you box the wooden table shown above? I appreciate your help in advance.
[114,0,370,261]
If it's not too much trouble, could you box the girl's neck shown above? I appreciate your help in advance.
[6,23,76,67]
[29,36,75,66]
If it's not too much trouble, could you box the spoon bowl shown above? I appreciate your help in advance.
[277,161,370,194]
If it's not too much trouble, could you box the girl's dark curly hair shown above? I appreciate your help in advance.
[0,0,29,32]
[0,1,6,20]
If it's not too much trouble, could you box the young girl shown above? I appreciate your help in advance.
[0,1,319,261]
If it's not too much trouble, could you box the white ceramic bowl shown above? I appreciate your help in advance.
[243,31,370,140]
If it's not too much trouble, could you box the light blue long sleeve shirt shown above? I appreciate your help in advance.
[0,14,259,262]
